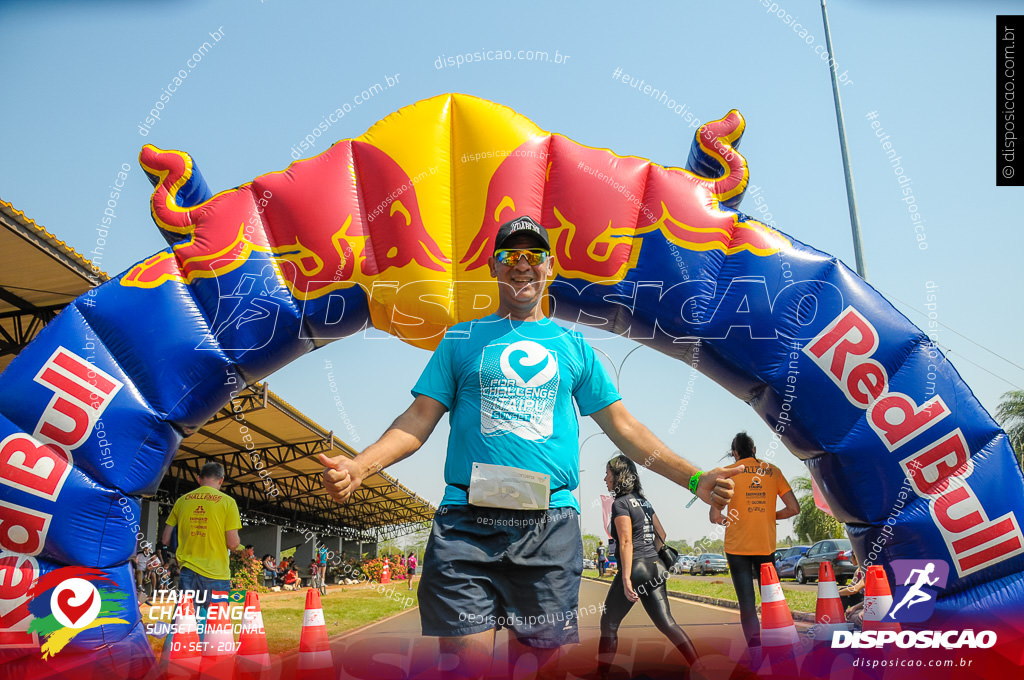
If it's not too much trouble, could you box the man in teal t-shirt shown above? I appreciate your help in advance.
[411,310,618,511]
[321,215,742,677]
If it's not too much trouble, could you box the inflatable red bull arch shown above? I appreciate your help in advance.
[1,93,1022,672]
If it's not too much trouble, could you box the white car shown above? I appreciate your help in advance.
[671,555,695,574]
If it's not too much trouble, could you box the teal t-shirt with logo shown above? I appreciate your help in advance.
[412,314,621,510]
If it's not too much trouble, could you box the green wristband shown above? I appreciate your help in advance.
[689,471,704,495]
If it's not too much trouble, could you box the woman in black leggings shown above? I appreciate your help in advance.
[598,455,698,676]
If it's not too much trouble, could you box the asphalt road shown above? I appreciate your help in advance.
[270,578,758,679]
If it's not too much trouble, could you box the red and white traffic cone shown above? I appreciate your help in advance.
[863,565,900,632]
[381,559,391,585]
[164,593,202,679]
[297,588,334,680]
[759,562,801,661]
[235,591,271,680]
[813,562,852,641]
[199,600,235,680]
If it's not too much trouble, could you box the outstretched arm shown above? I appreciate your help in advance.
[590,401,743,509]
[319,394,448,503]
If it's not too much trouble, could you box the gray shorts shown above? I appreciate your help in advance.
[418,504,583,648]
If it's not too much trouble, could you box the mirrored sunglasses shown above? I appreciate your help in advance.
[495,249,550,266]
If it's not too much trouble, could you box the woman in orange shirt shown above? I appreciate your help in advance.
[711,432,799,649]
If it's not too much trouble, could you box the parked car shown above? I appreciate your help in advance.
[774,545,810,579]
[583,558,596,570]
[794,538,855,584]
[690,553,728,575]
[671,555,695,574]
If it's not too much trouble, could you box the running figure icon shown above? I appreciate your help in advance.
[888,562,940,619]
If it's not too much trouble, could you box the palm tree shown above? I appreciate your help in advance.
[996,390,1024,469]
[792,476,846,544]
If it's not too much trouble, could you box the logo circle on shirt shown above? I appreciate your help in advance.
[500,341,557,388]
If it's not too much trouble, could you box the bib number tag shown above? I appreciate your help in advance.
[468,463,551,510]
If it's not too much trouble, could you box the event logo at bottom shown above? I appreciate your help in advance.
[887,559,949,623]
[834,557,997,650]
[26,566,131,659]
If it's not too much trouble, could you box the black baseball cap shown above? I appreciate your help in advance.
[493,215,550,253]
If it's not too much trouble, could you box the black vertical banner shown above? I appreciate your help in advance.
[998,16,1023,186]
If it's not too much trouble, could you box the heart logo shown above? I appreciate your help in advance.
[509,350,547,385]
[499,341,558,388]
[56,587,95,627]
[51,580,100,628]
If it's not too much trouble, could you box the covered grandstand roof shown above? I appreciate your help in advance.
[0,196,435,539]
[0,199,107,372]
[161,381,436,540]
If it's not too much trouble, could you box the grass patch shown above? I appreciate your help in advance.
[146,584,419,656]
[583,570,817,613]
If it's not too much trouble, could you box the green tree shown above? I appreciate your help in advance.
[691,536,725,555]
[667,539,691,555]
[403,526,431,560]
[381,524,431,560]
[792,476,846,543]
[996,390,1024,469]
[582,533,602,560]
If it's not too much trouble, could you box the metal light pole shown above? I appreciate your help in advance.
[578,346,643,531]
[821,0,868,280]
[591,345,644,391]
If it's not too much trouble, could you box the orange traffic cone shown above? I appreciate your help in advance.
[164,593,202,679]
[235,591,271,680]
[813,562,852,641]
[297,588,334,680]
[759,562,800,660]
[863,565,900,632]
[381,559,391,585]
[199,600,235,680]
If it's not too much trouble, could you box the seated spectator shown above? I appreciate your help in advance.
[839,552,867,628]
[144,553,162,600]
[164,556,180,590]
[276,558,290,586]
[262,554,276,588]
[282,566,299,591]
[133,550,147,602]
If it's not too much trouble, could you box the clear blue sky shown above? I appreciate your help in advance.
[2,0,1020,546]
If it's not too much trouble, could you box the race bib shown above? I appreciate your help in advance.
[468,462,551,510]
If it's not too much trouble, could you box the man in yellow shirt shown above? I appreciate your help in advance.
[160,462,242,609]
